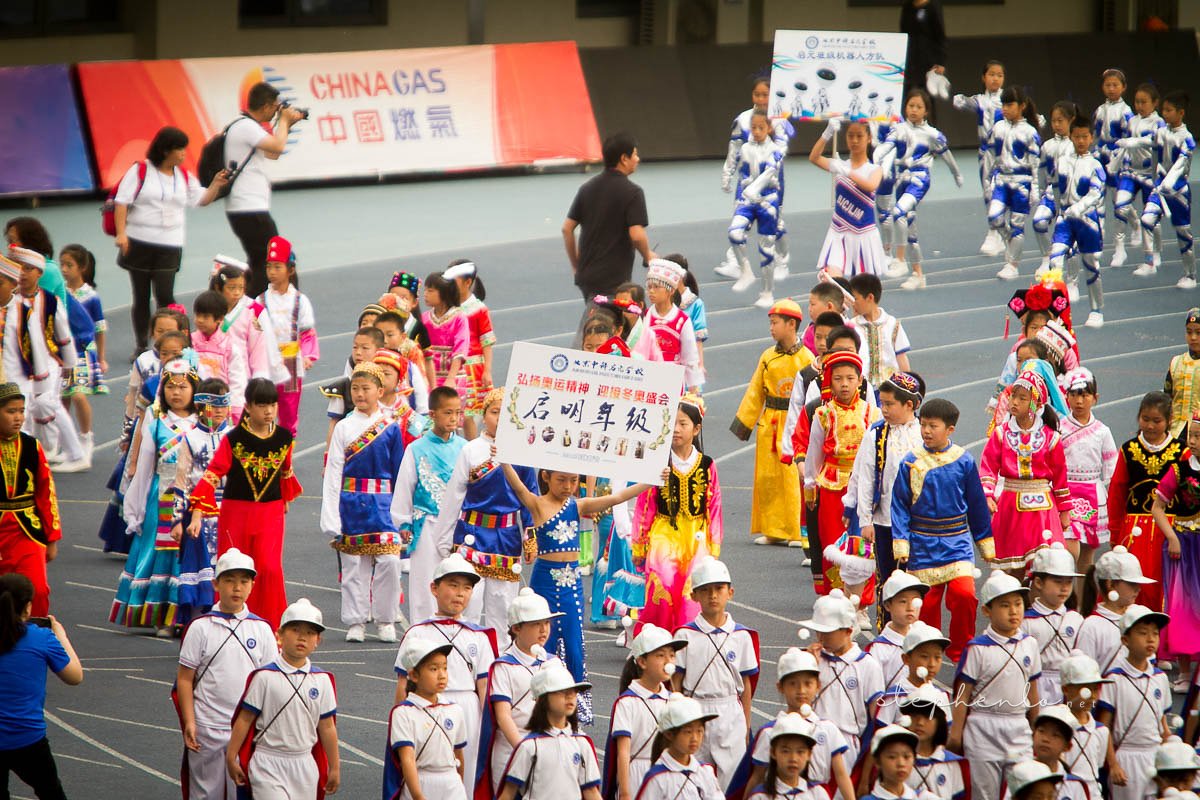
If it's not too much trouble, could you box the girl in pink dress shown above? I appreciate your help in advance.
[980,368,1072,575]
[421,271,469,396]
[209,257,286,423]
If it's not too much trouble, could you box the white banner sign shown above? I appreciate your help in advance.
[770,29,908,122]
[495,342,685,485]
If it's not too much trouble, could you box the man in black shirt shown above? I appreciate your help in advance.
[900,0,947,123]
[563,133,657,343]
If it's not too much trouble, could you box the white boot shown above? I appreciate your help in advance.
[1111,233,1127,267]
[754,268,775,309]
[714,246,742,279]
[731,246,756,292]
[980,229,1005,256]
[1036,256,1051,277]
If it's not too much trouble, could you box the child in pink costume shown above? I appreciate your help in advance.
[421,271,469,394]
[980,368,1072,573]
[257,237,318,435]
[209,256,287,423]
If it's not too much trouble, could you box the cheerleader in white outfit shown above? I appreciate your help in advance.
[810,117,886,279]
[987,86,1043,281]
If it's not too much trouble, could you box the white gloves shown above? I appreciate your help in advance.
[821,117,842,141]
[926,69,951,101]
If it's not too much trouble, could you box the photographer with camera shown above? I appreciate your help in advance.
[224,81,306,298]
[0,573,82,800]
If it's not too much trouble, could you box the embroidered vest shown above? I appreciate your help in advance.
[0,433,50,545]
[1119,435,1184,515]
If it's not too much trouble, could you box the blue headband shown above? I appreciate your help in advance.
[195,392,232,407]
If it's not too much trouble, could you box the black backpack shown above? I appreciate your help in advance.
[197,115,256,197]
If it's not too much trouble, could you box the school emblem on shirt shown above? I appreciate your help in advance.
[937,775,947,786]
[1023,655,1032,668]
[444,718,454,730]
[1064,627,1074,637]
[847,676,859,690]
[1154,688,1163,700]
[816,732,827,745]
[468,643,479,658]
[309,687,319,700]
[572,752,582,766]
[726,651,737,662]
[247,638,257,649]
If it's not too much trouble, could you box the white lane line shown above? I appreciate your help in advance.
[728,599,798,625]
[76,623,175,644]
[56,752,124,769]
[589,670,622,680]
[291,440,328,461]
[356,672,396,683]
[45,710,181,787]
[66,580,114,593]
[714,443,755,464]
[286,579,340,594]
[339,739,385,766]
[83,667,143,672]
[84,654,178,662]
[127,675,174,687]
[57,707,177,733]
[751,707,775,721]
[72,543,106,553]
[338,712,388,726]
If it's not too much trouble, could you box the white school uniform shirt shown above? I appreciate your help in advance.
[395,618,496,691]
[873,677,953,728]
[610,680,670,767]
[955,626,1042,715]
[224,116,272,213]
[1062,714,1108,799]
[747,778,831,800]
[852,309,911,388]
[114,162,206,247]
[674,613,759,699]
[259,284,316,379]
[179,607,278,729]
[1096,655,1170,751]
[636,751,723,800]
[751,709,847,784]
[320,407,387,538]
[846,418,922,529]
[388,692,466,771]
[814,643,885,744]
[239,656,337,755]
[908,746,968,800]
[865,625,907,691]
[864,781,925,799]
[502,726,601,799]
[1073,606,1126,674]
[488,645,562,733]
[1021,600,1083,679]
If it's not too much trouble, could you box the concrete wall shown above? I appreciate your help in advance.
[762,0,1096,38]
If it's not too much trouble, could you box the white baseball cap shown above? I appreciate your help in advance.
[1121,603,1170,634]
[881,571,930,603]
[1006,761,1062,795]
[630,624,687,658]
[690,559,732,590]
[777,647,820,681]
[898,682,951,718]
[799,590,857,633]
[657,693,717,732]
[1095,546,1156,585]
[768,712,819,745]
[1156,736,1200,773]
[279,598,325,632]
[397,634,454,672]
[1030,543,1083,578]
[213,254,250,273]
[980,571,1029,606]
[215,547,256,578]
[1035,704,1080,738]
[870,724,918,756]
[1059,650,1113,686]
[530,662,592,698]
[902,621,951,654]
[507,587,565,627]
[433,552,481,585]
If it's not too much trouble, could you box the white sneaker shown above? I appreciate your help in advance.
[714,262,742,280]
[801,557,812,567]
[1173,676,1191,694]
[615,630,628,648]
[1084,311,1105,328]
[980,229,1005,256]
[1067,281,1080,303]
[754,290,775,309]
[376,623,397,643]
[52,458,90,474]
[594,619,619,630]
[81,431,95,461]
[1178,276,1197,290]
[773,262,789,282]
[1130,226,1143,246]
[579,564,592,576]
[731,270,757,293]
[345,623,366,642]
[900,273,926,290]
[996,263,1020,281]
[43,447,64,466]
[856,609,873,631]
[1035,257,1050,277]
[1132,263,1158,277]
[1111,242,1127,267]
[755,535,786,546]
[787,540,805,548]
[885,258,908,278]
[155,626,174,639]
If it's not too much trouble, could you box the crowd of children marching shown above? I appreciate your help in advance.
[1,59,1200,800]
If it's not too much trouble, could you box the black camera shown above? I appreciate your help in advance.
[281,101,309,121]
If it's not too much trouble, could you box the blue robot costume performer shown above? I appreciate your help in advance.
[1112,106,1166,268]
[953,86,1005,256]
[1137,111,1195,289]
[985,111,1042,282]
[1050,143,1108,328]
[1032,128,1076,274]
[724,111,788,310]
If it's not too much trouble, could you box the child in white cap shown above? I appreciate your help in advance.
[951,571,1041,800]
[672,558,760,788]
[394,553,496,792]
[800,589,885,771]
[859,724,936,799]
[1075,545,1155,674]
[1003,760,1065,800]
[633,693,722,800]
[872,622,952,728]
[478,587,565,796]
[731,647,854,800]
[383,635,467,800]
[603,623,686,800]
[226,598,339,799]
[744,713,830,800]
[1095,604,1172,800]
[866,572,931,691]
[897,684,967,800]
[1151,737,1200,797]
[1022,544,1085,704]
[498,662,600,800]
[1000,704,1090,799]
[175,548,277,800]
[1058,650,1112,800]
